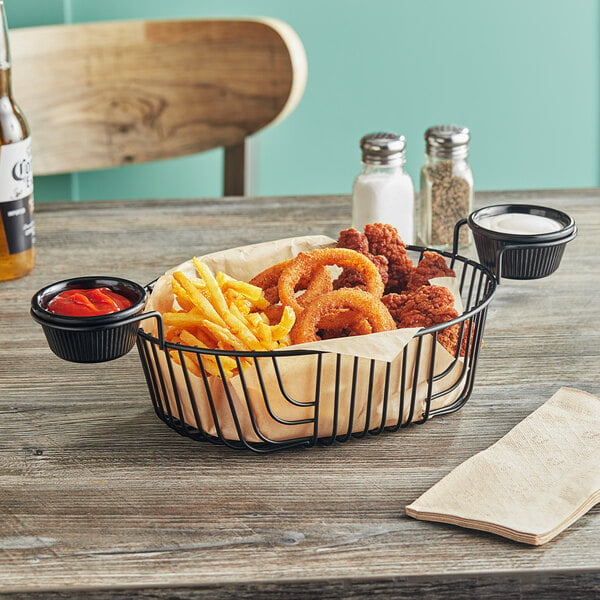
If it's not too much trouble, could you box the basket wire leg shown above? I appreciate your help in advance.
[404,336,424,427]
[164,350,198,437]
[136,337,165,420]
[150,342,176,424]
[320,353,341,446]
[338,356,360,443]
[371,362,392,435]
[354,359,377,439]
[178,353,206,434]
[308,353,323,447]
[418,334,438,423]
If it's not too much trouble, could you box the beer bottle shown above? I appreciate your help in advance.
[0,0,34,281]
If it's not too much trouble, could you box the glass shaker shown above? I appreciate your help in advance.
[352,132,414,244]
[418,125,473,249]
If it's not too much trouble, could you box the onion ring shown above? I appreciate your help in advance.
[250,260,332,305]
[317,309,373,339]
[291,288,396,344]
[295,265,333,307]
[279,248,385,315]
[249,259,289,296]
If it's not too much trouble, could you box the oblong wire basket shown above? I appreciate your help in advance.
[136,246,497,452]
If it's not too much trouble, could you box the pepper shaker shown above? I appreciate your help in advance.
[352,132,415,244]
[418,125,473,249]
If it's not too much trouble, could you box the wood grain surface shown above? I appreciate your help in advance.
[0,190,599,598]
[9,18,307,190]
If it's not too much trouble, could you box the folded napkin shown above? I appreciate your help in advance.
[406,387,600,545]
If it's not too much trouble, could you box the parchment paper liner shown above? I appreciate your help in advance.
[143,236,469,443]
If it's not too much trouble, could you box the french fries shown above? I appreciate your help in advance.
[163,259,296,378]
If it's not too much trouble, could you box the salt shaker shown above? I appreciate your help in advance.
[418,125,473,249]
[352,132,414,244]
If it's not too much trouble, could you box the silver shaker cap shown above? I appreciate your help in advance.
[360,132,406,165]
[425,125,470,159]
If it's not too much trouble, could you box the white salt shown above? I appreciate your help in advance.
[352,171,414,243]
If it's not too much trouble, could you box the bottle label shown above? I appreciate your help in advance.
[0,137,34,254]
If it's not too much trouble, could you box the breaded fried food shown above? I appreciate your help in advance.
[406,251,456,291]
[250,259,333,305]
[364,223,415,293]
[291,288,396,344]
[337,227,370,254]
[279,247,385,315]
[334,227,389,290]
[382,285,461,354]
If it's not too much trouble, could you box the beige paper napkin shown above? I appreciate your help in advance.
[406,387,600,545]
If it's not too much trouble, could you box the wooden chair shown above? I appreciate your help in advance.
[9,18,307,196]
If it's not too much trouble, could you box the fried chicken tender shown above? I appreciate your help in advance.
[364,223,415,293]
[382,285,462,355]
[334,227,389,290]
[337,227,370,254]
[382,285,456,327]
[334,254,389,290]
[406,251,456,292]
[330,225,468,353]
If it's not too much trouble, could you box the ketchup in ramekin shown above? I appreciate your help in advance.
[47,287,133,317]
[31,276,148,362]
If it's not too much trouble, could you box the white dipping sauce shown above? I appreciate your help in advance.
[475,212,562,235]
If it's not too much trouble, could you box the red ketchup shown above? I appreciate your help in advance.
[47,287,133,317]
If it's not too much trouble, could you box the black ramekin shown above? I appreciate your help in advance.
[31,276,148,363]
[460,204,577,281]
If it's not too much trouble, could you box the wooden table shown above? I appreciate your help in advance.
[2,189,599,599]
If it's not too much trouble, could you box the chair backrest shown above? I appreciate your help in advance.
[9,18,307,196]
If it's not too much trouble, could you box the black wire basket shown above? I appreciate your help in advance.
[136,246,497,453]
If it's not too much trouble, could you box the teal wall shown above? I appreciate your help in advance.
[5,0,599,201]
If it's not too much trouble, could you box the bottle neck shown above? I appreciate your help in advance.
[0,3,12,96]
[0,69,11,96]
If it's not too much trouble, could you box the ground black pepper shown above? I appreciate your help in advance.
[427,161,472,247]
[419,125,473,249]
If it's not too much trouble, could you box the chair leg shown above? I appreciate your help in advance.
[223,140,247,196]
